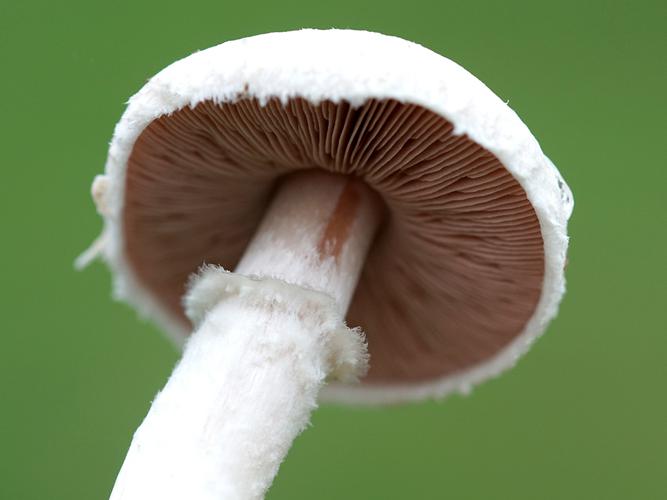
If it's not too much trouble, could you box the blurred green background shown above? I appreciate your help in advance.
[1,0,665,498]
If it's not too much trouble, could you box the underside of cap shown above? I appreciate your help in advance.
[91,29,573,405]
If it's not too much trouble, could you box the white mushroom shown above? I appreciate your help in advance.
[84,29,573,500]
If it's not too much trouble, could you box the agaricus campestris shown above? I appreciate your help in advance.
[82,29,573,500]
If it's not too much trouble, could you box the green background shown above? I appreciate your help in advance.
[1,1,665,498]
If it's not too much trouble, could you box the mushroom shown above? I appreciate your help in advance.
[83,29,573,500]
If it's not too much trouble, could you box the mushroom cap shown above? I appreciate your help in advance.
[92,29,573,404]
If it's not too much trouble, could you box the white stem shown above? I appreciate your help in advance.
[110,172,382,500]
[235,171,381,312]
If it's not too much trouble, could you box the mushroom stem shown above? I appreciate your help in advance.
[236,171,382,311]
[109,171,382,500]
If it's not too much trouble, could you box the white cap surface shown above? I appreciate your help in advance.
[89,29,573,404]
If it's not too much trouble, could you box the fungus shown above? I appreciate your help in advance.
[83,29,573,500]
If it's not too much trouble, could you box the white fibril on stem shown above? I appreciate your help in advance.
[109,172,382,500]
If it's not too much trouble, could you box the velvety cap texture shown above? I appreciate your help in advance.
[88,29,573,404]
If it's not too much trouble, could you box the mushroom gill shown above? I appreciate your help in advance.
[124,98,544,383]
